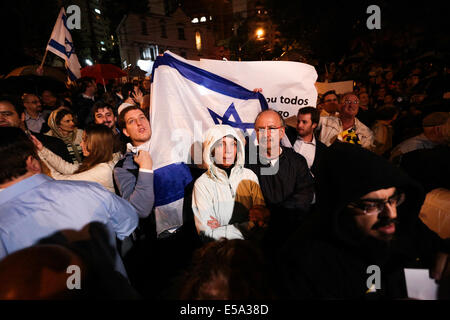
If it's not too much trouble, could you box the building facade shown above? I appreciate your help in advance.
[116,4,218,75]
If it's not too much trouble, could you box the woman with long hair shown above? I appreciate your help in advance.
[45,107,83,164]
[32,124,121,192]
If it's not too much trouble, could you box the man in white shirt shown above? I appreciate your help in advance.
[284,107,327,177]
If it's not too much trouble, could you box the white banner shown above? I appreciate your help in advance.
[199,58,318,119]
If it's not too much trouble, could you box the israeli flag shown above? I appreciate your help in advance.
[149,51,268,236]
[46,8,81,81]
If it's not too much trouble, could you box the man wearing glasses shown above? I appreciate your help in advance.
[21,93,49,134]
[278,142,449,299]
[246,109,315,255]
[317,92,374,150]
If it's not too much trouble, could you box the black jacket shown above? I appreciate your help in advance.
[277,142,449,299]
[72,95,95,129]
[245,145,315,250]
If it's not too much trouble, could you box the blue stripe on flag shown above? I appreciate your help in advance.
[153,163,193,207]
[151,53,268,111]
[66,67,77,81]
[48,39,67,57]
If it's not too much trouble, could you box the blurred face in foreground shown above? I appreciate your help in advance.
[348,187,403,242]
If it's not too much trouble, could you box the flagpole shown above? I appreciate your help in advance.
[40,50,48,68]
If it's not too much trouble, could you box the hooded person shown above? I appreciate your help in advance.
[192,124,269,242]
[277,142,449,299]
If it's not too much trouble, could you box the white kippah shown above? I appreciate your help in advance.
[117,102,136,116]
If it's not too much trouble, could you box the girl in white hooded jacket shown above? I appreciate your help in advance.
[192,124,268,241]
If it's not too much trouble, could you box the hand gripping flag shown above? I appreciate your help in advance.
[149,51,268,236]
[46,8,81,81]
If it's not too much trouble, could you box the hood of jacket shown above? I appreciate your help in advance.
[202,124,245,182]
[315,141,425,249]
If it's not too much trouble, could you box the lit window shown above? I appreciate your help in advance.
[200,16,206,22]
[140,47,152,60]
[191,18,199,23]
[94,8,101,14]
[195,31,202,51]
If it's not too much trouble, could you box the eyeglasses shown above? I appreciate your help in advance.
[343,100,359,105]
[255,126,283,134]
[347,191,405,215]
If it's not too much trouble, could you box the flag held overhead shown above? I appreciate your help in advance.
[46,8,81,81]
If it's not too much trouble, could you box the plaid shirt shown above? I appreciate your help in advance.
[317,116,374,150]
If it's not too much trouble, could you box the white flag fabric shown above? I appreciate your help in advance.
[198,58,318,118]
[149,51,268,235]
[46,8,81,80]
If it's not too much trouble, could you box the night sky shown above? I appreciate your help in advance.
[0,0,448,74]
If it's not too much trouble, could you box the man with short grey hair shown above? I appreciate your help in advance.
[246,109,314,252]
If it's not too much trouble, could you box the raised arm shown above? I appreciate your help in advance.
[38,146,79,174]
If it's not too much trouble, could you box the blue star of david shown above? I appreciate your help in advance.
[65,38,75,58]
[208,103,254,132]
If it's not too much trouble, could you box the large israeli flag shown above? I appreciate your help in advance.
[149,51,268,236]
[46,8,81,81]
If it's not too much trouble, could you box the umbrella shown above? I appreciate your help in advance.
[81,64,127,84]
[6,65,68,83]
[0,75,67,96]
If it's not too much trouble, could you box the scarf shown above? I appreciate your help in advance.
[47,108,83,163]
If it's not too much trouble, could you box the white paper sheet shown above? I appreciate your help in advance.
[404,268,439,300]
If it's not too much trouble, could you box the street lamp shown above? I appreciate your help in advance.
[238,28,265,61]
[255,28,265,40]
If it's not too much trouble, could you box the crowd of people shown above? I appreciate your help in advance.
[0,62,449,300]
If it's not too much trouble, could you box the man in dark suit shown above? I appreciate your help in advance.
[283,106,327,177]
